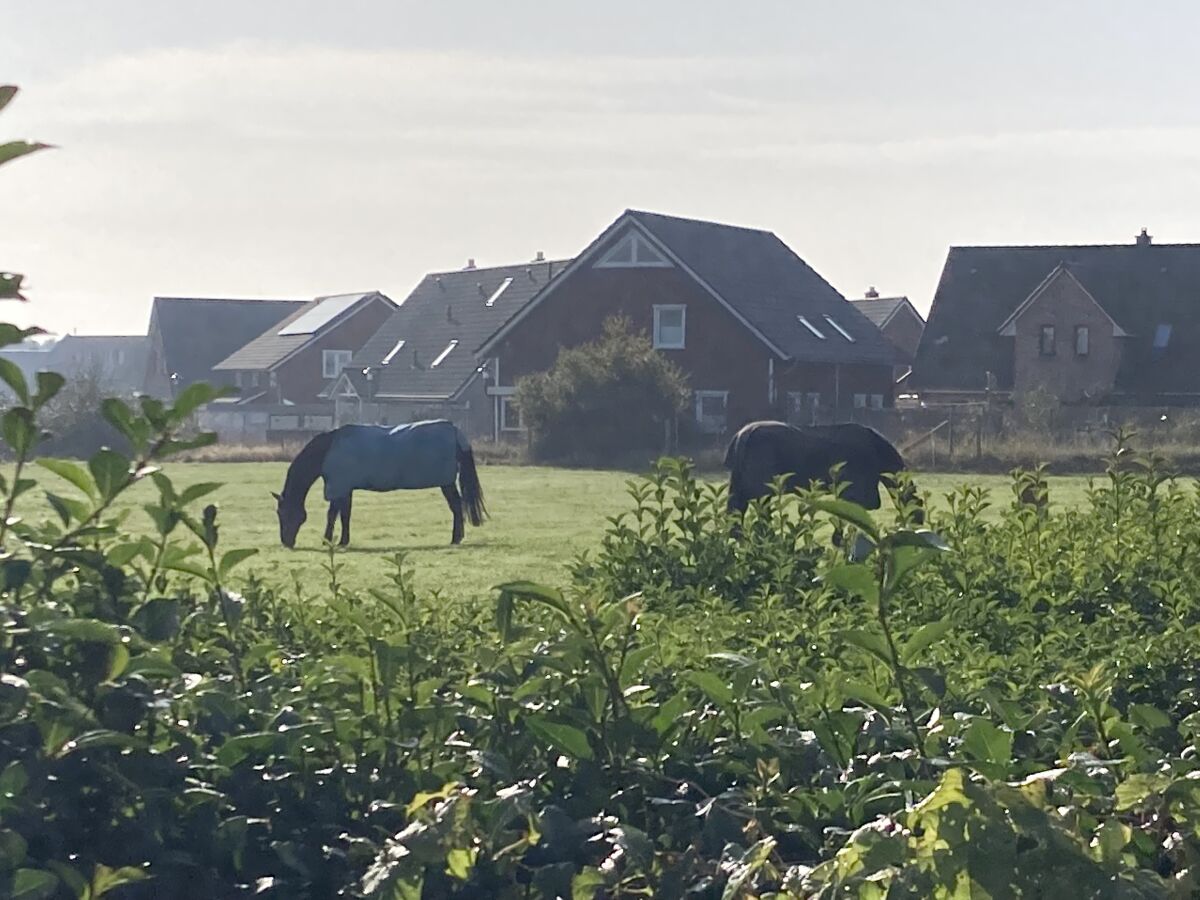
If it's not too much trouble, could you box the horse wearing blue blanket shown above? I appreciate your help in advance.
[272,419,487,548]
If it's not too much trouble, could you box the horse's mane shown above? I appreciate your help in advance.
[282,429,338,502]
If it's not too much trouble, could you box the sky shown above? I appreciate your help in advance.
[4,1,1200,335]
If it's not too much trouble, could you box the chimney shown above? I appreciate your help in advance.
[534,250,545,262]
[865,286,880,299]
[465,258,476,270]
[1136,228,1152,246]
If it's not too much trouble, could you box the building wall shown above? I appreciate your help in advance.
[492,262,776,431]
[774,361,896,422]
[1011,274,1122,400]
[884,306,925,362]
[273,301,394,402]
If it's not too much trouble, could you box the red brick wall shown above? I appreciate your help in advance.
[1011,273,1122,400]
[274,300,394,402]
[493,263,776,428]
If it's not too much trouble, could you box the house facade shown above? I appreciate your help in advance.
[144,297,305,398]
[0,335,149,399]
[327,257,568,437]
[477,210,899,438]
[910,230,1200,405]
[851,290,925,380]
[213,291,396,404]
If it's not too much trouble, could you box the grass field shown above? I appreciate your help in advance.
[60,462,1115,599]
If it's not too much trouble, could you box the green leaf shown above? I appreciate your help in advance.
[0,358,29,403]
[494,580,572,618]
[56,730,138,758]
[9,869,58,900]
[1129,704,1172,732]
[217,732,279,768]
[901,619,954,665]
[1114,773,1171,811]
[0,86,18,114]
[572,867,606,900]
[810,498,879,541]
[650,690,692,737]
[218,548,258,579]
[36,618,122,644]
[0,827,27,869]
[107,643,130,681]
[171,382,226,419]
[841,679,891,709]
[886,529,951,552]
[123,652,182,679]
[1,407,37,455]
[618,645,656,689]
[1095,818,1130,867]
[526,717,593,760]
[100,398,138,444]
[37,458,97,499]
[131,599,182,642]
[31,371,64,409]
[0,325,43,348]
[44,492,90,526]
[707,651,757,668]
[178,482,223,505]
[0,141,53,167]
[686,670,734,709]
[822,564,879,604]
[721,836,777,900]
[961,717,1013,772]
[88,448,130,501]
[843,628,893,665]
[445,848,476,881]
[90,863,148,896]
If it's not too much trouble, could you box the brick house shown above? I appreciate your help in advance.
[850,289,925,379]
[326,256,569,436]
[143,297,305,398]
[476,210,899,438]
[213,291,396,404]
[910,230,1200,404]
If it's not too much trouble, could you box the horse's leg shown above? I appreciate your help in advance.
[324,501,338,543]
[339,493,353,546]
[441,484,464,545]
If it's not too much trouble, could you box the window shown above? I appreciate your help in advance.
[500,396,524,432]
[485,277,514,307]
[1039,325,1055,357]
[853,393,867,409]
[431,340,459,367]
[653,305,686,349]
[870,394,884,410]
[1075,325,1090,357]
[797,315,826,339]
[595,231,672,268]
[381,338,406,365]
[322,349,353,378]
[694,390,728,434]
[823,315,856,342]
[1154,323,1172,349]
[234,372,243,388]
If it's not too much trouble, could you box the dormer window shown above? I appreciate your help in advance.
[595,231,672,268]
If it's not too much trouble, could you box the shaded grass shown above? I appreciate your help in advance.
[35,463,1123,600]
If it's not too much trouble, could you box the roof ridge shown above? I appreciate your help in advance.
[626,208,775,236]
[423,259,572,278]
[951,242,1200,251]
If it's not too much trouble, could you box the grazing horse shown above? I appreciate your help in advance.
[723,421,920,524]
[272,419,486,549]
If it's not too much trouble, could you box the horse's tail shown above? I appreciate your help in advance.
[456,441,487,527]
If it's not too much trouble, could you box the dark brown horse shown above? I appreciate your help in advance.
[724,420,920,519]
[272,419,486,548]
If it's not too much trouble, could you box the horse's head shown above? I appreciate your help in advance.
[272,490,306,548]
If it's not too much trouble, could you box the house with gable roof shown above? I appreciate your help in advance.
[850,289,925,380]
[213,291,396,404]
[326,256,568,435]
[144,296,306,398]
[910,229,1200,405]
[476,209,900,437]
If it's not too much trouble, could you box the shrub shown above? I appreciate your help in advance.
[514,315,689,465]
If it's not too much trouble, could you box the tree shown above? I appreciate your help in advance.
[515,315,690,465]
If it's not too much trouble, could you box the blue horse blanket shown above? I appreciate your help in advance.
[321,420,464,501]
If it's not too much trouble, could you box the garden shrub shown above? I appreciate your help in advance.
[514,316,689,466]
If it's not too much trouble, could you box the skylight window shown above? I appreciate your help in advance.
[797,315,826,339]
[1154,323,1172,349]
[486,277,514,307]
[431,339,458,368]
[823,315,855,342]
[381,338,406,366]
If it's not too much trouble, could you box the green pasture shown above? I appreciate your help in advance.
[48,462,1112,599]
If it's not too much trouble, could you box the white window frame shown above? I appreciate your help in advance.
[853,393,868,409]
[797,315,827,339]
[653,304,687,350]
[595,231,673,269]
[322,349,353,379]
[1074,325,1089,357]
[694,390,728,434]
[823,315,856,342]
[381,338,406,366]
[431,339,459,368]
[499,395,525,432]
[485,277,514,307]
[870,393,884,410]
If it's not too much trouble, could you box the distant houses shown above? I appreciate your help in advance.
[18,213,1196,445]
[909,230,1200,405]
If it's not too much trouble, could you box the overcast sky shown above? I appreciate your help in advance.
[4,1,1200,335]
